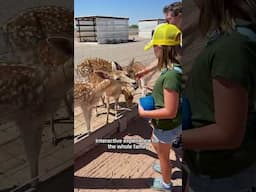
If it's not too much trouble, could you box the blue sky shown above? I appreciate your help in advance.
[75,0,179,25]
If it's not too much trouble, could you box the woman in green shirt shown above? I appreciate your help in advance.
[183,0,256,191]
[138,23,182,191]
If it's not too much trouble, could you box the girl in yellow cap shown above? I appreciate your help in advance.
[138,23,182,191]
[135,2,182,80]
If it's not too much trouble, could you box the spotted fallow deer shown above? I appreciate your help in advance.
[75,70,136,134]
[76,58,122,105]
[0,6,73,190]
[74,78,111,135]
[77,58,122,75]
[124,58,157,96]
[0,6,74,143]
[77,58,137,116]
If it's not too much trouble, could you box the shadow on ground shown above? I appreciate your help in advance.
[0,167,73,192]
[74,176,182,192]
[75,115,183,191]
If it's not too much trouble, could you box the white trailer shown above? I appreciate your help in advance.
[138,19,165,39]
[75,16,129,44]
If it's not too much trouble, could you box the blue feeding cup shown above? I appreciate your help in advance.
[139,95,155,110]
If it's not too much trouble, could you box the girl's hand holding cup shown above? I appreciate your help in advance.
[138,95,155,119]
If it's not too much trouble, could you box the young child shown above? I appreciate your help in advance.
[138,23,182,191]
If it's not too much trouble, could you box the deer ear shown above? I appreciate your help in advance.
[94,71,110,79]
[111,61,123,71]
[128,58,135,67]
[47,35,73,56]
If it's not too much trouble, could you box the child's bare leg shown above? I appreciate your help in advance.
[151,134,159,154]
[158,143,172,184]
[152,142,159,154]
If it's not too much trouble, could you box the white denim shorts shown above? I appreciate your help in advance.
[151,125,181,144]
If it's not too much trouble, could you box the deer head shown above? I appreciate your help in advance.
[126,58,136,79]
[47,35,73,57]
[122,85,134,107]
[95,70,138,89]
[45,35,73,82]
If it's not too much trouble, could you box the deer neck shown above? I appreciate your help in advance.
[95,79,112,93]
[63,57,73,82]
[122,87,129,96]
[45,57,73,96]
[121,88,128,99]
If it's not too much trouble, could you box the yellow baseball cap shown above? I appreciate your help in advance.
[144,23,181,51]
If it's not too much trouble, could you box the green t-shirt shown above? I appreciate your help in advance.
[184,24,256,177]
[151,65,182,130]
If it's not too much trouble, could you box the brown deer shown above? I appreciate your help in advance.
[76,58,121,107]
[76,58,123,77]
[77,58,137,117]
[124,58,157,96]
[99,70,137,122]
[74,77,111,135]
[0,6,73,190]
[121,85,134,108]
[75,70,136,134]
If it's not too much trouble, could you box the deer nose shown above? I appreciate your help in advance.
[132,82,139,90]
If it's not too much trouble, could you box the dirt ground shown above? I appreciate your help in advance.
[74,36,155,68]
[74,36,182,191]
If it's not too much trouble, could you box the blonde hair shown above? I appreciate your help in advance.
[196,0,256,35]
[157,46,179,70]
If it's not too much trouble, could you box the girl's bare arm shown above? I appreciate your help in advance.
[138,88,179,119]
[135,59,158,78]
[183,77,248,150]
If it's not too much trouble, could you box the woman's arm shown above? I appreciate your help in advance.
[183,77,248,150]
[138,88,179,119]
